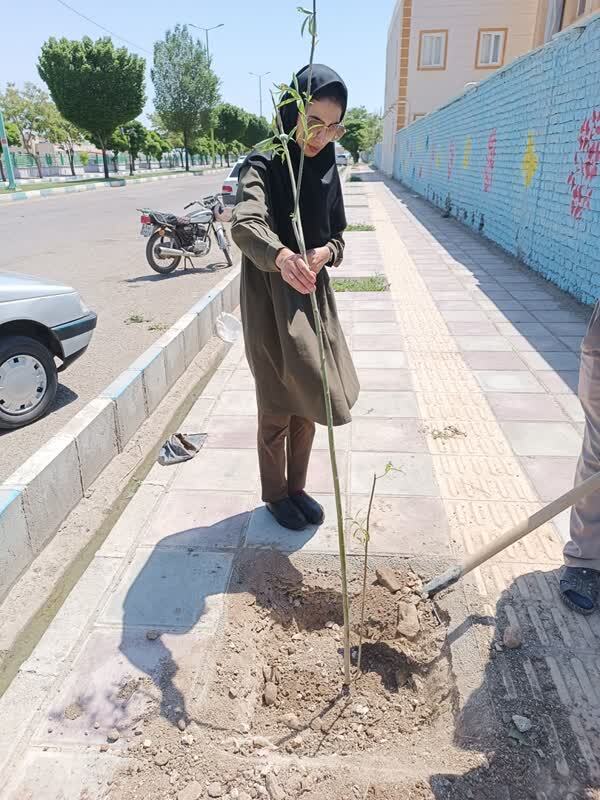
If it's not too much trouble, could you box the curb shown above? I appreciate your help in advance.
[0,266,241,601]
[0,168,225,204]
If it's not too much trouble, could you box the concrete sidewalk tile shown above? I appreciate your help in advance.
[245,495,346,553]
[520,456,578,502]
[32,626,217,747]
[352,350,407,369]
[517,351,580,372]
[352,417,427,452]
[170,448,258,492]
[349,494,449,555]
[531,309,590,324]
[351,452,438,496]
[545,322,589,337]
[417,390,496,422]
[535,371,579,394]
[181,396,216,430]
[99,549,232,631]
[432,453,537,501]
[456,335,513,352]
[486,392,568,422]
[0,671,56,774]
[461,351,527,370]
[204,415,257,448]
[201,368,234,399]
[484,308,537,323]
[307,450,348,493]
[474,370,546,393]
[440,309,490,322]
[554,394,585,423]
[421,419,512,457]
[495,321,551,337]
[212,389,258,416]
[3,750,126,800]
[559,336,584,352]
[226,369,256,391]
[353,390,419,418]
[356,368,413,391]
[447,321,499,336]
[352,334,405,351]
[507,334,568,352]
[352,321,403,335]
[142,490,252,550]
[500,421,582,457]
[98,483,165,557]
[314,422,351,450]
[353,309,398,323]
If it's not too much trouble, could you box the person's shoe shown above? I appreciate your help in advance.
[266,498,308,531]
[559,566,599,615]
[290,491,325,526]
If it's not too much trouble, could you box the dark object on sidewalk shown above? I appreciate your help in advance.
[158,433,207,466]
[559,566,599,615]
[422,469,600,598]
[290,491,325,525]
[266,498,308,530]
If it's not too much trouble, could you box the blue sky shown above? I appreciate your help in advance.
[1,0,396,121]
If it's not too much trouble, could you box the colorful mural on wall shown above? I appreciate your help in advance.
[521,132,539,189]
[462,137,472,169]
[448,142,456,180]
[567,109,600,220]
[483,130,497,193]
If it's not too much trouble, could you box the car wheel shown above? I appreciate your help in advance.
[0,335,58,430]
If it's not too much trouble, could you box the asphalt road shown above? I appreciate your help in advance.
[0,171,235,482]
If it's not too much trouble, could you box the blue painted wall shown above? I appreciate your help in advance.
[375,15,600,305]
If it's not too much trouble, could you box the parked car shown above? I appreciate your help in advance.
[0,273,97,429]
[336,150,351,166]
[221,157,247,205]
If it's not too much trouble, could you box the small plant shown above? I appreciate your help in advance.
[349,175,362,182]
[331,275,389,293]
[345,223,375,232]
[148,321,169,332]
[125,313,146,325]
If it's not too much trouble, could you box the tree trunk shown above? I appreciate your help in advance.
[129,153,134,176]
[34,154,43,179]
[113,155,119,173]
[68,149,75,176]
[0,157,5,183]
[226,152,231,167]
[102,149,110,180]
[158,158,162,169]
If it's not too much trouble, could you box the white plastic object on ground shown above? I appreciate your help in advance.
[216,312,242,343]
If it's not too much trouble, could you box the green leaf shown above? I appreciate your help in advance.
[297,6,313,14]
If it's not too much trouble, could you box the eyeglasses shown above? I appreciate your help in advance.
[305,116,346,142]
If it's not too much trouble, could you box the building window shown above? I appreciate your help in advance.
[418,30,448,70]
[577,0,587,16]
[476,29,507,68]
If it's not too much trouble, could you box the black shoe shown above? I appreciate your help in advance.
[266,498,308,531]
[290,491,325,526]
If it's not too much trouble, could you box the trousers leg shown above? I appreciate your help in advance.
[287,415,316,496]
[565,301,600,570]
[257,412,290,503]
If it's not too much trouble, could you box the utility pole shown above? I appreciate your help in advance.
[190,23,224,168]
[250,71,270,119]
[0,109,17,191]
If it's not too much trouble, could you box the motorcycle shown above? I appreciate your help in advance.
[138,194,233,275]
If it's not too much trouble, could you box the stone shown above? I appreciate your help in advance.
[265,774,285,800]
[229,687,239,699]
[503,625,522,649]
[178,718,187,731]
[146,630,160,641]
[310,718,323,732]
[155,750,171,767]
[263,682,278,706]
[143,739,152,749]
[177,781,203,800]
[281,713,302,731]
[396,601,420,640]
[181,734,194,745]
[253,736,276,750]
[239,794,252,800]
[208,782,225,798]
[107,728,120,743]
[512,715,532,733]
[376,567,402,594]
[263,665,273,682]
[352,704,369,716]
[100,744,109,752]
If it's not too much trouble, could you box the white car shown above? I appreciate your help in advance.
[0,273,97,429]
[221,157,247,206]
[336,151,351,166]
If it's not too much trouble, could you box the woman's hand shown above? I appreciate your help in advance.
[276,248,316,294]
[306,246,331,274]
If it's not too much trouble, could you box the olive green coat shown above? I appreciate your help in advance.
[230,165,359,426]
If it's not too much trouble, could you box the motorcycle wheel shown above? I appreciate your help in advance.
[146,231,181,275]
[224,246,233,268]
[215,227,234,267]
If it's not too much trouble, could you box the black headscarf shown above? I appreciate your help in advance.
[245,63,348,252]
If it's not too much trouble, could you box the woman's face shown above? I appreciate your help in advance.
[295,97,344,158]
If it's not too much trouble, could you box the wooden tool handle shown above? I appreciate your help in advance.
[461,469,600,578]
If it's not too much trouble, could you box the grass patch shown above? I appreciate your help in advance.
[346,223,375,232]
[125,314,146,325]
[331,275,389,293]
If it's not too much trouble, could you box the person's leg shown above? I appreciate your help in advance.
[257,411,308,530]
[287,416,324,525]
[562,303,600,612]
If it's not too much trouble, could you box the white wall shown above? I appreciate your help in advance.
[407,0,539,120]
[382,1,404,176]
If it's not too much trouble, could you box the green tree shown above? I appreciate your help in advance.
[151,25,220,172]
[45,106,85,176]
[145,130,170,168]
[6,121,20,146]
[38,36,145,179]
[0,82,54,177]
[341,107,382,162]
[244,114,271,149]
[215,103,248,165]
[122,120,147,174]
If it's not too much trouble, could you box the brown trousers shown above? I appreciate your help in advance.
[257,412,316,503]
[565,300,600,570]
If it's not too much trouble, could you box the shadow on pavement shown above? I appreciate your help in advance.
[124,261,232,283]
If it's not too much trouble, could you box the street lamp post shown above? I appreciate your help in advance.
[0,109,17,191]
[249,71,271,119]
[190,22,224,168]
